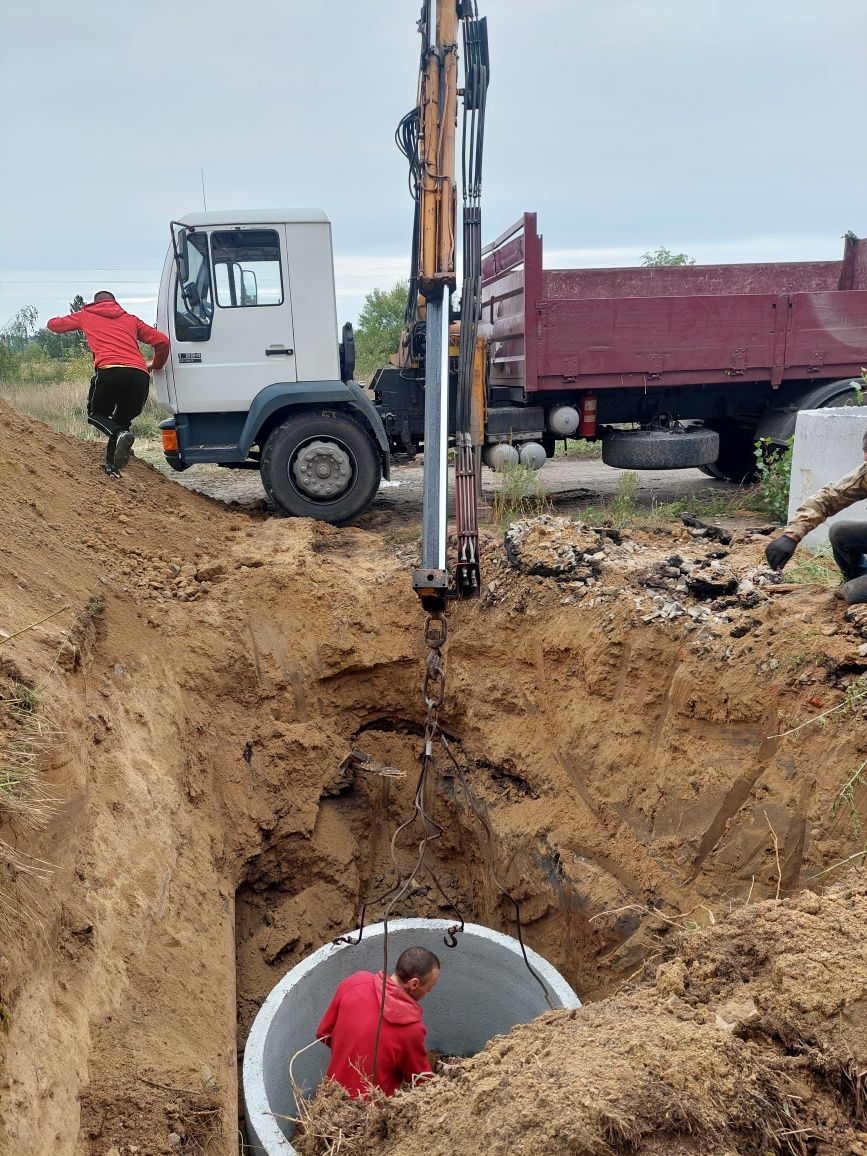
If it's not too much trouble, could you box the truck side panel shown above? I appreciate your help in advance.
[480,213,541,392]
[783,292,867,378]
[480,213,867,398]
[537,295,779,390]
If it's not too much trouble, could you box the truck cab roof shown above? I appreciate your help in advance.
[178,208,330,227]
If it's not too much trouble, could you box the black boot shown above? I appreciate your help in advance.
[836,574,867,605]
[114,430,135,470]
[101,463,121,479]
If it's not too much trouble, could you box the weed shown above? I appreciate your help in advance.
[754,437,793,523]
[787,546,838,588]
[831,756,867,837]
[0,680,56,825]
[554,439,603,460]
[840,674,867,718]
[785,649,813,671]
[0,367,168,444]
[608,471,639,526]
[574,479,765,530]
[775,675,867,740]
[647,487,766,524]
[492,463,551,524]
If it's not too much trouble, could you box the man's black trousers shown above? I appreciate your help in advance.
[828,521,867,605]
[87,366,150,464]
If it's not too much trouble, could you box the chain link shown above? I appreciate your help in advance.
[422,611,448,714]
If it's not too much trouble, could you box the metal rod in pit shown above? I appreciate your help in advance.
[421,293,450,572]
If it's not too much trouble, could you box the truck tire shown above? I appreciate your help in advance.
[260,411,381,524]
[601,427,720,470]
[698,419,759,483]
[755,379,863,447]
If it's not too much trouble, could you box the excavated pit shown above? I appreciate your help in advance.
[3,401,867,1155]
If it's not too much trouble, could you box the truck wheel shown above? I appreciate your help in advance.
[260,412,381,523]
[601,427,720,470]
[698,419,759,483]
[755,379,863,448]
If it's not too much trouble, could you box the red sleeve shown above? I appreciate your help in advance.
[136,318,171,371]
[316,989,341,1049]
[46,313,82,334]
[400,1024,433,1085]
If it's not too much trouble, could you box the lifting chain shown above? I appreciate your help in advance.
[422,610,447,715]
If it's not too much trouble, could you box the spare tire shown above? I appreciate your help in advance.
[601,428,720,470]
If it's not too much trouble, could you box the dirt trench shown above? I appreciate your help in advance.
[1,401,867,1155]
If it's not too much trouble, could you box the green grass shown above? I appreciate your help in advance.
[571,471,767,529]
[786,546,838,588]
[832,756,867,837]
[491,462,552,525]
[0,366,169,443]
[0,681,54,825]
[554,439,603,460]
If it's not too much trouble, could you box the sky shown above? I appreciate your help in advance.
[1,0,865,332]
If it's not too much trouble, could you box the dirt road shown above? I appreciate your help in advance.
[144,451,733,525]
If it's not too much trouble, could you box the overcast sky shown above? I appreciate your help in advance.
[2,0,865,330]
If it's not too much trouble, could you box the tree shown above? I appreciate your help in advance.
[32,295,88,358]
[640,246,695,267]
[1,305,39,353]
[354,281,408,381]
[0,305,38,380]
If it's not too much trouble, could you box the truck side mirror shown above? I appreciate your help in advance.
[176,230,190,284]
[241,269,258,306]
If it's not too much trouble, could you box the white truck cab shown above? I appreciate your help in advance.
[153,208,389,522]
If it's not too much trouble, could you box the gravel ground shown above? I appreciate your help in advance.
[140,448,739,528]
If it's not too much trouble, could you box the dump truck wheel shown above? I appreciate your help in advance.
[601,427,720,470]
[260,411,381,524]
[755,379,864,448]
[699,419,759,483]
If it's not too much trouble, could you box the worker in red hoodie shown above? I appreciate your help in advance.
[316,946,440,1098]
[47,292,170,478]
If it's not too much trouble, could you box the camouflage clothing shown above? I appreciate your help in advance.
[785,463,867,540]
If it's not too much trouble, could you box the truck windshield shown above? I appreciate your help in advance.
[174,232,213,341]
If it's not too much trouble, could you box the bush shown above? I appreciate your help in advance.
[754,437,793,523]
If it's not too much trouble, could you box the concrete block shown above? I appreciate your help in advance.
[242,919,580,1155]
[787,408,867,548]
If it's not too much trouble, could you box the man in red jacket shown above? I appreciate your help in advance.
[47,292,170,478]
[316,946,440,1098]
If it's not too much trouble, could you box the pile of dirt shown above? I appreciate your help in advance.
[491,512,786,633]
[300,879,867,1156]
[2,398,867,1155]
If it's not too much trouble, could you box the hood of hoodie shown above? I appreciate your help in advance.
[82,300,127,320]
[371,972,423,1025]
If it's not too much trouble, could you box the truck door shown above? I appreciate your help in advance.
[171,225,296,412]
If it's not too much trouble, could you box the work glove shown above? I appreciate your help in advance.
[765,534,798,571]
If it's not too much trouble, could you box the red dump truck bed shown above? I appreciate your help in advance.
[480,213,867,395]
